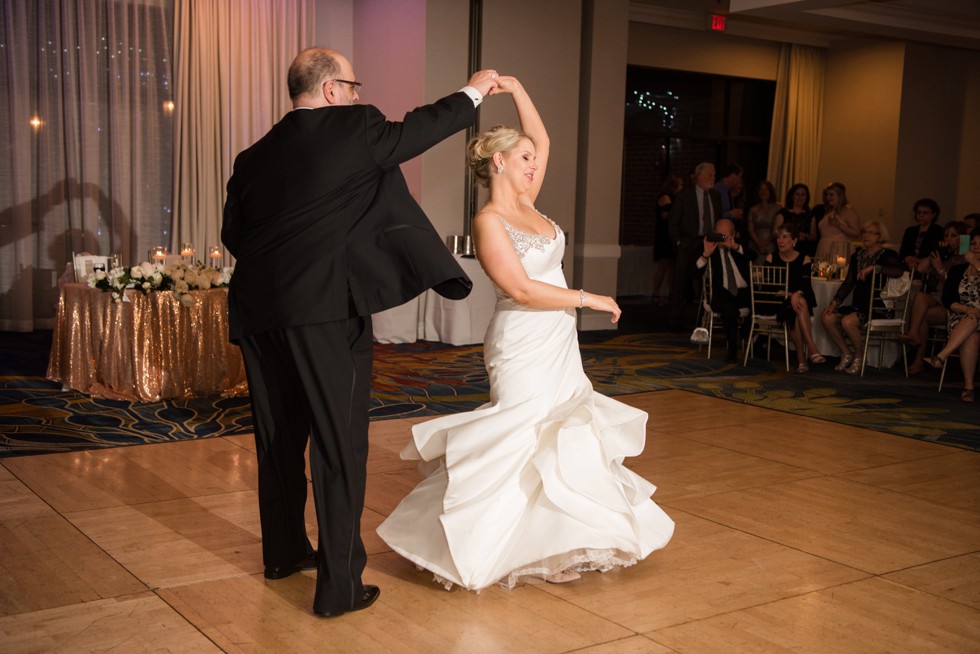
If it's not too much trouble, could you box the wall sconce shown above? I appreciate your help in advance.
[163,100,174,114]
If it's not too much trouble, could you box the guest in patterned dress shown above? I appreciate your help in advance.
[926,229,980,403]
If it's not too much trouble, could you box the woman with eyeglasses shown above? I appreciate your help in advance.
[820,220,902,374]
[925,229,980,403]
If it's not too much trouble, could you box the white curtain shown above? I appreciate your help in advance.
[767,43,826,201]
[172,0,315,262]
[0,0,174,331]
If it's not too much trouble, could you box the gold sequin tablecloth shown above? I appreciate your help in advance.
[47,283,249,401]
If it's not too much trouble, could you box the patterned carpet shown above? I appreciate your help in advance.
[1,327,977,457]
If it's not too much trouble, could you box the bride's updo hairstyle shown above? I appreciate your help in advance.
[467,125,531,187]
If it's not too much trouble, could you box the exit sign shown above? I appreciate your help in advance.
[710,14,726,31]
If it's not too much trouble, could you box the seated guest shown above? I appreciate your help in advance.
[963,213,978,232]
[898,198,944,270]
[747,180,780,263]
[925,229,980,403]
[815,181,861,260]
[902,220,969,374]
[820,220,902,374]
[773,183,817,258]
[766,224,825,373]
[696,218,751,363]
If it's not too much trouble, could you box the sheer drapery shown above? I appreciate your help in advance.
[172,0,314,262]
[767,43,826,201]
[0,0,174,331]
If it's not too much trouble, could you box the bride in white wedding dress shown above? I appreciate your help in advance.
[376,77,674,591]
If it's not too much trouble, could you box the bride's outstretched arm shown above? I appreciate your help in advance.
[473,210,620,323]
[495,76,549,203]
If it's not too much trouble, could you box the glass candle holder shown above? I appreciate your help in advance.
[180,242,195,258]
[208,245,223,261]
[149,245,168,262]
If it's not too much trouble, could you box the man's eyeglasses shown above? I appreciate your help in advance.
[331,79,363,89]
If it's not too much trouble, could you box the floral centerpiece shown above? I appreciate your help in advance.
[815,260,838,280]
[87,261,233,307]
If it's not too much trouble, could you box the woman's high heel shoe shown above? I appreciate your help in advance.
[834,354,854,371]
[845,356,863,374]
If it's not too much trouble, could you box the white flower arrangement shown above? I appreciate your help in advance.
[87,261,233,305]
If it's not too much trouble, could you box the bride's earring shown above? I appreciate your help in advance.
[496,164,504,174]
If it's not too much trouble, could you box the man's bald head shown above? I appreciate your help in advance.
[288,48,344,99]
[715,219,734,237]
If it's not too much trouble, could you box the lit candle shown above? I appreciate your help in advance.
[180,242,195,257]
[209,245,223,260]
[150,246,167,261]
[836,256,847,267]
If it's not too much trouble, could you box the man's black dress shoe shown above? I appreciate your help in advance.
[315,585,380,618]
[263,551,318,580]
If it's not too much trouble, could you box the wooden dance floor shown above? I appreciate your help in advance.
[1,390,978,652]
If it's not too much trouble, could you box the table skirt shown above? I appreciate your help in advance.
[47,283,248,402]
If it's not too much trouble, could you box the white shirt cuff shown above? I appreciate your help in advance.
[460,86,483,107]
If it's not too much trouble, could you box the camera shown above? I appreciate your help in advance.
[706,233,726,242]
[937,245,952,261]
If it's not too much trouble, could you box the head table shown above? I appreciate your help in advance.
[47,283,248,402]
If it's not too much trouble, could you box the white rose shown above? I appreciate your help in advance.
[142,281,151,290]
[171,267,185,280]
[198,275,212,290]
[87,276,98,287]
[130,266,143,279]
[151,272,163,285]
[185,269,199,286]
[180,293,194,308]
[140,262,155,277]
[94,270,106,281]
[175,280,189,293]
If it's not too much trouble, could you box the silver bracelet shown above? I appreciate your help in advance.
[579,289,585,308]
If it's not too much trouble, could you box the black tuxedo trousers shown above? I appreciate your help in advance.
[240,316,373,615]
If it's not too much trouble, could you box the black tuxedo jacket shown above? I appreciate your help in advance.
[223,92,476,341]
[706,245,751,300]
[668,185,724,246]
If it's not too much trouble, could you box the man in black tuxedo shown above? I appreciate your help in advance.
[222,48,499,618]
[695,219,751,363]
[668,162,722,330]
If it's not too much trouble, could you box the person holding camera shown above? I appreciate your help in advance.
[696,219,751,363]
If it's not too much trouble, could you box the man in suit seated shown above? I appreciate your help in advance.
[696,218,751,363]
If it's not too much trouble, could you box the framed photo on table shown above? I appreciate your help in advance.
[72,254,109,283]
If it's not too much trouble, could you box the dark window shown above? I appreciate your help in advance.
[620,66,775,245]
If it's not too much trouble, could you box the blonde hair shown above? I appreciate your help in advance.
[466,125,530,187]
[863,219,890,244]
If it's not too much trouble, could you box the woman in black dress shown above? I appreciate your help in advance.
[773,183,817,258]
[652,175,682,304]
[898,198,944,270]
[766,223,824,373]
[820,220,903,374]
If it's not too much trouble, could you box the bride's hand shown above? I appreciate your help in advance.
[493,75,523,95]
[585,292,621,323]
